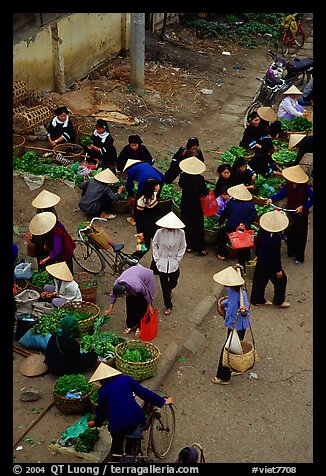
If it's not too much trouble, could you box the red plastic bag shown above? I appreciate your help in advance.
[140,308,158,341]
[200,190,218,216]
[228,226,255,249]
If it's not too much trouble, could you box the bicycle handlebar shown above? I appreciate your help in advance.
[78,217,107,240]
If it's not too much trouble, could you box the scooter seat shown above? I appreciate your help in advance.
[288,58,313,74]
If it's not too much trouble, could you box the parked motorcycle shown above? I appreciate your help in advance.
[243,48,313,127]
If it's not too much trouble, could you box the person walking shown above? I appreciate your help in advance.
[85,119,118,172]
[266,165,313,264]
[46,106,76,147]
[78,168,124,219]
[250,210,290,308]
[104,263,156,337]
[211,265,249,385]
[87,363,174,462]
[164,136,205,184]
[179,156,209,256]
[151,211,187,316]
[41,261,82,308]
[215,183,257,268]
[117,134,154,172]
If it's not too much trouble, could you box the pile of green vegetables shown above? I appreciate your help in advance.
[254,204,274,217]
[280,117,312,132]
[74,427,100,453]
[220,146,253,165]
[80,135,92,146]
[120,344,152,363]
[32,308,93,335]
[80,330,125,359]
[31,269,54,287]
[272,149,297,166]
[159,183,176,200]
[253,175,284,198]
[111,180,129,199]
[53,373,92,397]
[90,388,99,405]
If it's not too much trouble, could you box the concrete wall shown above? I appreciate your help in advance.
[13,13,131,93]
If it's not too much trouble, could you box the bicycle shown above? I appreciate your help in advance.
[111,401,176,463]
[280,13,305,56]
[73,217,139,276]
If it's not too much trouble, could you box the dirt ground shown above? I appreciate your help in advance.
[12,17,314,466]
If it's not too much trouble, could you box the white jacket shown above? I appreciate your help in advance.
[54,278,82,301]
[152,228,186,273]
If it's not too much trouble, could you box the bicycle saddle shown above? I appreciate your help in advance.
[110,242,124,252]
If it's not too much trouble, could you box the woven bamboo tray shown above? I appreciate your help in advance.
[13,134,26,158]
[58,301,100,334]
[115,340,161,382]
[53,385,93,414]
[53,143,84,163]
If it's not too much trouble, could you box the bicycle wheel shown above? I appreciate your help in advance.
[73,240,104,274]
[294,25,305,47]
[150,405,176,459]
[281,30,291,56]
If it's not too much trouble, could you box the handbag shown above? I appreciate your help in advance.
[228,225,255,249]
[139,308,159,341]
[200,190,218,216]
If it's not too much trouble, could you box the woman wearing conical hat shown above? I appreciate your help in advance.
[266,165,313,264]
[277,85,309,121]
[215,183,257,269]
[41,261,82,308]
[250,210,290,308]
[151,211,187,315]
[78,167,124,219]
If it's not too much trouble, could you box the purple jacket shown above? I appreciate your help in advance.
[109,264,156,304]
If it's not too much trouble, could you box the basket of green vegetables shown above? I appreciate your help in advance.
[114,340,161,382]
[53,374,93,414]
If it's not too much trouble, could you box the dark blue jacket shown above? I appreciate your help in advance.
[94,375,165,432]
[219,198,257,232]
[126,163,164,197]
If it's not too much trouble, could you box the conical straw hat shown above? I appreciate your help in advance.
[213,266,245,286]
[155,211,185,229]
[122,159,143,172]
[282,165,308,183]
[46,262,74,282]
[19,354,48,377]
[179,157,206,175]
[29,211,57,235]
[283,85,302,95]
[227,183,252,201]
[259,210,289,232]
[89,362,122,383]
[257,106,277,123]
[94,168,119,184]
[288,133,306,150]
[32,190,61,209]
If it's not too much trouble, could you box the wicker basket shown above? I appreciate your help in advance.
[222,341,259,372]
[13,105,52,133]
[58,301,100,334]
[53,385,93,414]
[111,199,130,214]
[115,340,161,382]
[13,80,30,106]
[53,143,84,163]
[217,296,227,318]
[89,224,112,250]
[13,134,26,158]
[75,272,97,304]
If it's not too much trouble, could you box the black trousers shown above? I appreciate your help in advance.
[109,424,139,462]
[216,328,246,381]
[98,194,114,214]
[158,268,180,309]
[286,213,309,263]
[125,294,148,329]
[250,262,287,306]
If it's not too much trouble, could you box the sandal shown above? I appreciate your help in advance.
[134,328,141,338]
[127,217,136,225]
[186,248,192,253]
[124,328,132,334]
[217,254,226,260]
[195,250,208,256]
[164,308,172,315]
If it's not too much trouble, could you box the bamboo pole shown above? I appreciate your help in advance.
[13,401,54,449]
[24,145,53,152]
